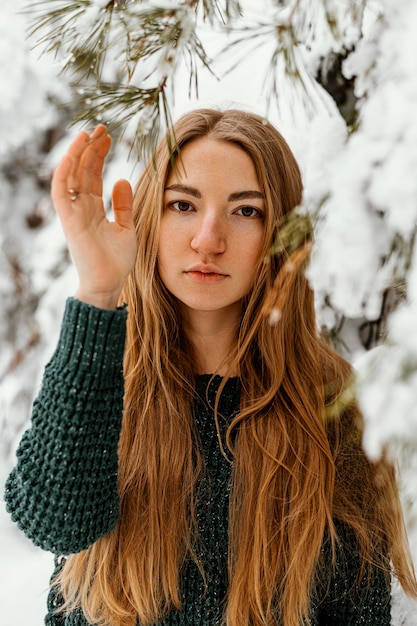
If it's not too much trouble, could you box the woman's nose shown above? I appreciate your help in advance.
[190,213,226,255]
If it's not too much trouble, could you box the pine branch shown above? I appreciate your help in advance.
[220,0,365,119]
[25,0,226,160]
[268,208,313,260]
[185,0,242,22]
[74,79,172,163]
[24,0,364,160]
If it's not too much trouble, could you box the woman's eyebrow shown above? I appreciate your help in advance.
[228,190,265,201]
[165,183,201,198]
[165,184,264,202]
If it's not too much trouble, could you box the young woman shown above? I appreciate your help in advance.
[5,108,417,626]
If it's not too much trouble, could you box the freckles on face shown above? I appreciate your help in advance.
[157,137,266,317]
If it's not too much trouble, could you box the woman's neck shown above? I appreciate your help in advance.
[180,307,239,376]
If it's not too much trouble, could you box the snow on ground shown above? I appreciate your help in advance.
[0,471,52,625]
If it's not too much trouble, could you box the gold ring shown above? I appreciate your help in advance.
[67,188,79,201]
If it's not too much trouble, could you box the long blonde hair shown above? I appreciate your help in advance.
[56,109,417,625]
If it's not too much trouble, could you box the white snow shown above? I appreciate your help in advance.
[0,474,52,626]
[1,0,417,624]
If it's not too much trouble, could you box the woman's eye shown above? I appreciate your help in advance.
[236,206,262,218]
[171,201,193,212]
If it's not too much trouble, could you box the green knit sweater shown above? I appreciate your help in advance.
[4,298,391,626]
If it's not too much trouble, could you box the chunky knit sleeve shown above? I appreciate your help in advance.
[316,522,391,625]
[4,298,128,555]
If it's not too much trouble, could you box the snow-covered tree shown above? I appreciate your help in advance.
[1,0,417,622]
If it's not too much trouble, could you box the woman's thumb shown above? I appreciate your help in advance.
[112,179,134,229]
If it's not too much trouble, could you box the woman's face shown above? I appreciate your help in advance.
[158,137,266,323]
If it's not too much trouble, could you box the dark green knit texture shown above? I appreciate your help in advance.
[4,299,391,625]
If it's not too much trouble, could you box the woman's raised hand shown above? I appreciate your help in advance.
[51,125,138,309]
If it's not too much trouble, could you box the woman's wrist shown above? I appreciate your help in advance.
[73,288,122,310]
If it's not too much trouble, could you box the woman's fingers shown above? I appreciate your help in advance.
[52,125,110,204]
[51,153,75,221]
[64,129,91,195]
[78,126,111,196]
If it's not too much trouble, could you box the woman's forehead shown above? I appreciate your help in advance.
[166,137,261,188]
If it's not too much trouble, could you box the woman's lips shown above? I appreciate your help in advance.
[185,270,228,284]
